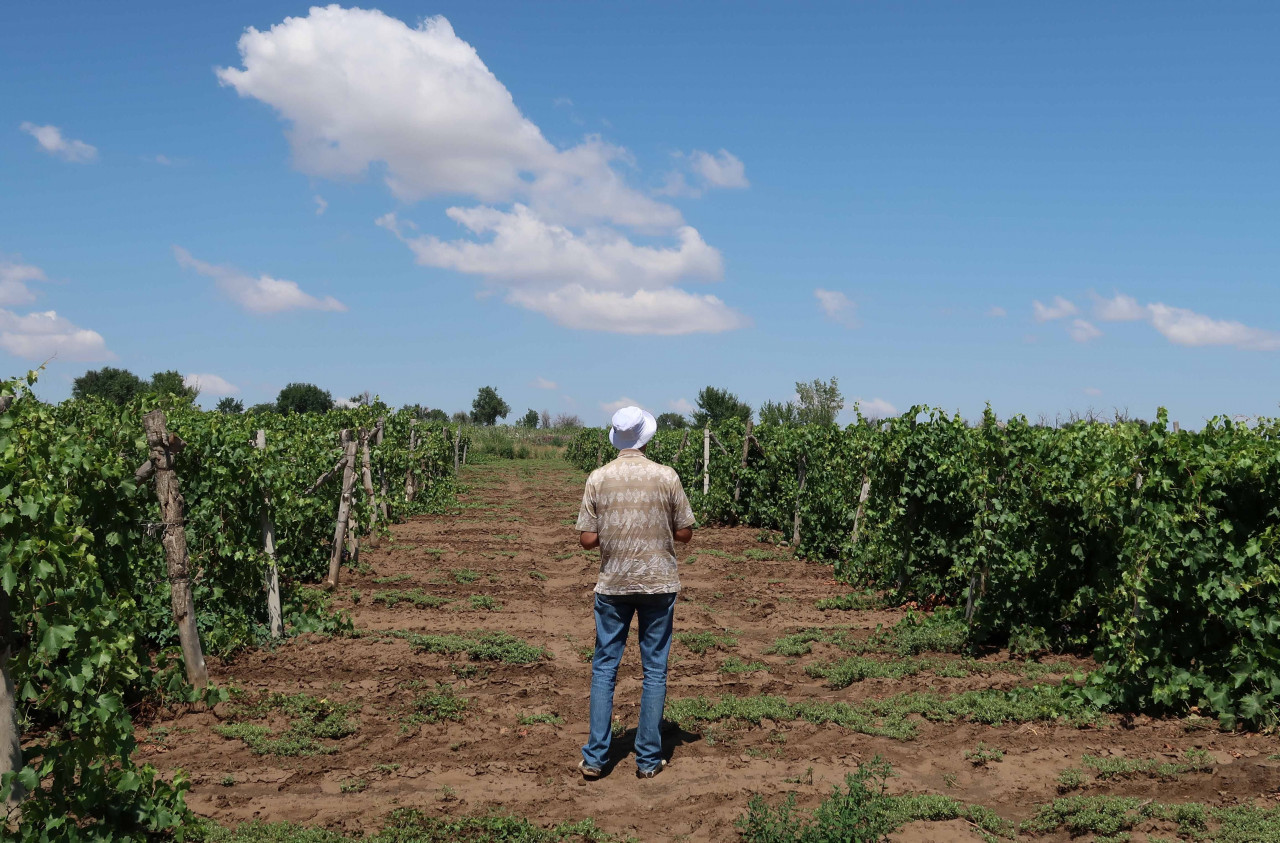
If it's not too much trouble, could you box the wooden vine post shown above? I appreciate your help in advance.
[325,429,359,589]
[453,427,462,474]
[850,474,871,544]
[0,392,21,804]
[376,417,389,520]
[359,427,381,544]
[405,420,419,502]
[255,430,283,639]
[142,410,208,688]
[733,419,753,506]
[791,454,808,547]
[702,426,711,495]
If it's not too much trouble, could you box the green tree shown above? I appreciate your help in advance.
[423,408,448,423]
[71,366,146,403]
[759,400,799,426]
[148,370,198,402]
[451,411,470,425]
[691,386,752,428]
[518,408,540,429]
[247,402,277,414]
[656,412,688,431]
[795,376,844,425]
[215,397,244,414]
[276,382,333,414]
[470,386,511,426]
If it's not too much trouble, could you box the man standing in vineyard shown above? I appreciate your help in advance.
[576,406,695,780]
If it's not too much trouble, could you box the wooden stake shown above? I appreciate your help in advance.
[791,455,808,547]
[453,427,461,474]
[325,429,359,589]
[405,420,419,502]
[376,417,389,521]
[255,430,282,639]
[702,426,711,495]
[359,427,381,543]
[142,410,208,688]
[733,419,753,505]
[850,474,871,544]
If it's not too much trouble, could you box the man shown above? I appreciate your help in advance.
[576,406,695,780]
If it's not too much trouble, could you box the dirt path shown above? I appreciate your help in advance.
[145,458,1280,841]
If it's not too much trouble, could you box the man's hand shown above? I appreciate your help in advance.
[674,527,692,544]
[580,531,600,550]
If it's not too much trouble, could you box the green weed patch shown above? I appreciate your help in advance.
[401,630,549,664]
[213,693,358,757]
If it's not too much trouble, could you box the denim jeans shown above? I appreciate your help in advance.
[582,591,676,772]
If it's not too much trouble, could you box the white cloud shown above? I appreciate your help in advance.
[380,206,721,289]
[1032,296,1077,322]
[314,195,328,215]
[669,398,694,415]
[601,396,641,417]
[1068,319,1102,343]
[1147,303,1280,351]
[1092,292,1146,322]
[531,376,557,390]
[174,246,347,314]
[183,373,239,395]
[987,306,1007,318]
[815,288,858,328]
[688,149,749,189]
[856,397,897,419]
[20,122,98,163]
[153,154,173,166]
[1084,387,1103,396]
[218,7,743,335]
[0,261,46,307]
[506,284,746,335]
[0,309,110,361]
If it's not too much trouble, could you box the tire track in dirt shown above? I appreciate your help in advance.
[144,459,1280,842]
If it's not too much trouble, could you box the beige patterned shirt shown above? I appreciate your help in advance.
[576,450,696,595]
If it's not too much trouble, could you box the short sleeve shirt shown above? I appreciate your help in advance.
[576,450,696,595]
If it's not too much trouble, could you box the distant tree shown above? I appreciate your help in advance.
[470,386,511,426]
[795,377,843,425]
[518,408,540,429]
[277,382,333,414]
[72,366,146,403]
[423,408,448,423]
[247,402,277,414]
[149,370,198,402]
[216,397,245,414]
[691,386,752,428]
[758,400,799,426]
[451,411,470,425]
[540,408,552,429]
[656,412,688,431]
[554,413,583,429]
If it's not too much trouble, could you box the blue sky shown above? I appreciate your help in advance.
[3,2,1278,425]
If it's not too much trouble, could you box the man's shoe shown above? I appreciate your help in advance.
[578,759,602,780]
[636,759,668,779]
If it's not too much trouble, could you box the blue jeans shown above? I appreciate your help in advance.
[582,592,676,772]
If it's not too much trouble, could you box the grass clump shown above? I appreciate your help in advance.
[372,589,452,609]
[675,630,738,655]
[518,713,564,726]
[213,693,358,757]
[963,743,1005,766]
[720,657,767,674]
[666,685,1099,742]
[814,591,887,611]
[400,682,469,733]
[1020,796,1209,839]
[529,570,548,581]
[1083,749,1213,781]
[452,568,481,584]
[805,655,926,687]
[862,610,968,656]
[339,777,368,794]
[1056,766,1084,792]
[190,807,623,842]
[402,630,549,664]
[736,757,1015,843]
[372,574,412,585]
[764,628,850,657]
[468,595,502,612]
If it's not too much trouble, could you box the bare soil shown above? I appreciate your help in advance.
[143,459,1280,841]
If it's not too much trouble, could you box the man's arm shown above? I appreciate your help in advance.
[674,527,692,544]
[580,531,600,550]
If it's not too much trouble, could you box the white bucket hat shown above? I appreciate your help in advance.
[609,406,657,450]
